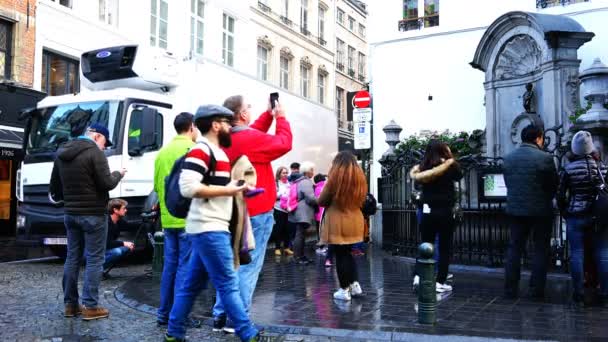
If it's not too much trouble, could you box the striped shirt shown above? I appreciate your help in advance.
[179,136,232,234]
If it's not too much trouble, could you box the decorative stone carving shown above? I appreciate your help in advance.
[280,47,294,60]
[494,35,542,80]
[257,35,273,49]
[300,56,312,69]
[318,64,329,76]
[564,68,581,117]
[577,58,608,123]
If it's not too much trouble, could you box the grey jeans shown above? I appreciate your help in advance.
[63,214,107,307]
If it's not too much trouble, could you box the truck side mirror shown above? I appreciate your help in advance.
[140,107,158,149]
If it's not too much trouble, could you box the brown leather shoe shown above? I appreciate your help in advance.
[64,304,84,317]
[81,306,109,321]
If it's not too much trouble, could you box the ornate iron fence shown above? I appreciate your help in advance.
[378,149,568,271]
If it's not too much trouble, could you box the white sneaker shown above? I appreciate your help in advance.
[350,281,363,296]
[333,288,352,301]
[435,282,453,293]
[412,275,420,291]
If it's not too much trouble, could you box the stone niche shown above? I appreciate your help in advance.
[471,11,594,157]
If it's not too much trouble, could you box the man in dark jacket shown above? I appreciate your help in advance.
[103,199,134,277]
[503,124,558,299]
[49,123,125,320]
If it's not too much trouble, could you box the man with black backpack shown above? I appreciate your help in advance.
[154,112,200,328]
[165,105,280,342]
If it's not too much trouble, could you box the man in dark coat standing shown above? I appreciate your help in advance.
[49,123,125,320]
[503,124,558,299]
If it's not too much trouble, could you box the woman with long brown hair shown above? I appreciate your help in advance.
[319,151,368,301]
[410,140,463,293]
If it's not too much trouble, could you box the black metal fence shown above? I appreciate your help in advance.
[378,150,568,271]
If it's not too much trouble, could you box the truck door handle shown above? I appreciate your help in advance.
[124,188,135,192]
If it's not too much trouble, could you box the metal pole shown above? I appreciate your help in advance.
[152,231,164,279]
[418,242,437,324]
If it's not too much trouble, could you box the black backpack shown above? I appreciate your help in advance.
[361,193,377,216]
[164,142,216,219]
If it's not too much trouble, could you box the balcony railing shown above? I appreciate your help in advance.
[398,14,439,32]
[536,0,588,8]
[300,26,310,36]
[358,74,366,82]
[348,68,355,77]
[337,63,345,71]
[318,37,326,46]
[280,15,292,26]
[258,1,271,13]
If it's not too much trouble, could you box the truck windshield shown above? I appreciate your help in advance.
[27,101,122,153]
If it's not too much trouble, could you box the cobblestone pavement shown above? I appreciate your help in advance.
[1,246,607,342]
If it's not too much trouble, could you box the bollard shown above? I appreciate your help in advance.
[417,242,437,325]
[152,231,164,279]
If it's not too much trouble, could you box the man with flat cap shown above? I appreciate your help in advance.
[165,105,279,342]
[49,123,126,320]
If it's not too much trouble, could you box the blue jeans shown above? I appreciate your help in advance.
[214,211,274,317]
[567,216,608,298]
[63,214,107,307]
[103,246,130,270]
[167,232,258,342]
[157,228,192,324]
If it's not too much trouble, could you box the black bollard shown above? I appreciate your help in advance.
[152,231,164,279]
[417,242,436,325]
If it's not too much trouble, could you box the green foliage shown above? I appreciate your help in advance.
[569,101,592,124]
[396,129,485,157]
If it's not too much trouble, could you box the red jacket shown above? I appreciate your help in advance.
[223,111,293,216]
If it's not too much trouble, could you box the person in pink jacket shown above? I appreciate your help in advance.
[313,174,333,267]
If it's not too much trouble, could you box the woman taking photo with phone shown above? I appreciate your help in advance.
[319,151,367,301]
[410,140,463,293]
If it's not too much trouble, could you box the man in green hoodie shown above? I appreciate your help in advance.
[154,112,199,327]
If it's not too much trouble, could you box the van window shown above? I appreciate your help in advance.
[128,109,163,153]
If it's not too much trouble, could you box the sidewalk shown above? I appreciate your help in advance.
[117,246,608,341]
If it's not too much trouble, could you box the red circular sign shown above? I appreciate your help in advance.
[353,90,371,108]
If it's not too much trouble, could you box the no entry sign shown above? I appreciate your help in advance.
[353,90,371,108]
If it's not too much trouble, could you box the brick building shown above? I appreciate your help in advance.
[0,0,37,86]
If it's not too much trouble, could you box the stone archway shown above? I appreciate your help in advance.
[471,11,594,157]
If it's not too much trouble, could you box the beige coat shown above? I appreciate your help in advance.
[229,155,257,269]
[318,186,364,245]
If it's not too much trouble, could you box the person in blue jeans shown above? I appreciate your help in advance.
[213,95,293,333]
[558,130,608,306]
[103,199,134,277]
[154,112,199,327]
[165,105,280,342]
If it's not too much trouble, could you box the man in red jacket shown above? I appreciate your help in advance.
[211,95,292,332]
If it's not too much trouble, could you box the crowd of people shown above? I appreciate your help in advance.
[49,94,373,342]
[408,124,608,308]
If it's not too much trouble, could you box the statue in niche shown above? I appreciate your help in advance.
[523,83,536,113]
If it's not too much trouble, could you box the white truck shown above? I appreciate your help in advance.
[16,44,338,256]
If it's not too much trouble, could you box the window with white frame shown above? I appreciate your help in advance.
[280,56,290,90]
[358,52,366,80]
[222,13,235,67]
[317,72,326,104]
[337,8,344,24]
[359,23,366,38]
[336,39,345,70]
[318,6,325,41]
[348,16,355,31]
[190,0,204,55]
[257,45,269,81]
[99,0,119,26]
[150,0,169,49]
[300,65,310,98]
[300,0,308,33]
[347,46,355,74]
[336,87,344,118]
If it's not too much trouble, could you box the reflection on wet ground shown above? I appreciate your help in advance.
[119,247,608,341]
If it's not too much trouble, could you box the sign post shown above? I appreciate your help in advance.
[353,90,372,151]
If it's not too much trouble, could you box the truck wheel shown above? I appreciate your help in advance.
[49,246,67,260]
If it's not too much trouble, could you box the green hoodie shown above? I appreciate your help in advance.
[154,135,195,228]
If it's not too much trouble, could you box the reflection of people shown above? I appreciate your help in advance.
[49,123,126,320]
[103,199,134,277]
[523,83,535,113]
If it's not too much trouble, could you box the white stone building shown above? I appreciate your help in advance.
[367,0,608,194]
[32,0,338,172]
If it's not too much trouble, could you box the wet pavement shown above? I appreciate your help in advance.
[117,246,608,341]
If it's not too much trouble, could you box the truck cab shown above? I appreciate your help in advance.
[16,45,179,256]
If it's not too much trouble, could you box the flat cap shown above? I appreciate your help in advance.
[194,104,234,120]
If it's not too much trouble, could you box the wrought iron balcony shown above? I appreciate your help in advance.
[398,14,439,32]
[337,63,345,71]
[300,27,310,36]
[536,0,588,8]
[318,37,326,46]
[348,69,356,77]
[280,15,292,26]
[257,1,271,13]
[358,74,366,82]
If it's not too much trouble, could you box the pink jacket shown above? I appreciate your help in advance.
[314,180,326,222]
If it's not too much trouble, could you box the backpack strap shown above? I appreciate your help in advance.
[197,141,217,185]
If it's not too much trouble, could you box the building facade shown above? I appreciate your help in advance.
[367,0,608,195]
[31,0,338,172]
[334,0,367,152]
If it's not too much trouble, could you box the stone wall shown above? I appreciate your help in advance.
[0,0,37,87]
